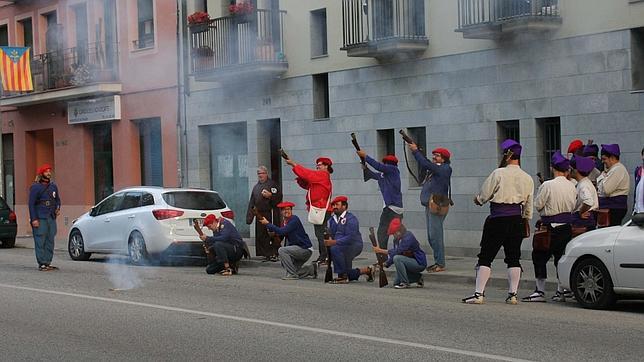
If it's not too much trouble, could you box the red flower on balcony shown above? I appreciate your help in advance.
[187,11,210,25]
[228,2,255,16]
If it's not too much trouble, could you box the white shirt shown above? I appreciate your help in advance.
[476,164,534,219]
[534,176,577,216]
[575,177,599,212]
[597,162,630,197]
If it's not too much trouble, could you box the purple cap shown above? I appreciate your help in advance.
[582,144,599,157]
[601,144,620,157]
[551,150,570,171]
[500,139,522,156]
[573,156,595,174]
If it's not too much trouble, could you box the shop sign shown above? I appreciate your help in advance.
[68,95,121,124]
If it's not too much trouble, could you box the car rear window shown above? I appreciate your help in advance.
[162,191,227,210]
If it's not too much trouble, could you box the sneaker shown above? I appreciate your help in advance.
[462,292,485,304]
[505,292,518,305]
[364,266,374,282]
[522,290,546,302]
[281,274,299,280]
[551,290,572,302]
[410,276,424,288]
[427,264,446,273]
[394,283,410,289]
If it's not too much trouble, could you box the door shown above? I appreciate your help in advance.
[93,123,114,204]
[86,193,123,251]
[108,191,142,252]
[210,122,249,236]
[612,223,644,289]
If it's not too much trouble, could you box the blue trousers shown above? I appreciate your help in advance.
[330,243,363,280]
[33,217,57,266]
[426,208,446,267]
[393,255,425,285]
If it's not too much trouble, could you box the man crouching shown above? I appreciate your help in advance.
[196,214,245,276]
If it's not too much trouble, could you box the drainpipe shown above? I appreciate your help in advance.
[176,0,188,187]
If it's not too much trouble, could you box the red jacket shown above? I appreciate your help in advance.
[292,165,333,211]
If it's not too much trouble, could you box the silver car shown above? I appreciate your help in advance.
[67,187,235,264]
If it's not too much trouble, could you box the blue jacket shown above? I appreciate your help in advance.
[413,150,452,207]
[385,231,427,268]
[266,215,312,249]
[327,211,363,247]
[28,181,61,221]
[205,219,243,247]
[364,155,403,208]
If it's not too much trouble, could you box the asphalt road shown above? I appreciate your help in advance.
[1,248,643,361]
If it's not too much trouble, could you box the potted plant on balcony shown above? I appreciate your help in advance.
[187,11,211,33]
[228,2,255,24]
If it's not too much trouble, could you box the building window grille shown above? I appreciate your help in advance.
[538,117,561,180]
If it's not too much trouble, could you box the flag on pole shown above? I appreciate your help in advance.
[0,46,34,92]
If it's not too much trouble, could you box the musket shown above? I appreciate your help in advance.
[192,219,216,263]
[279,148,289,161]
[350,133,369,182]
[368,227,388,288]
[323,228,334,283]
[536,172,545,185]
[399,129,423,185]
[499,149,514,168]
[251,207,282,248]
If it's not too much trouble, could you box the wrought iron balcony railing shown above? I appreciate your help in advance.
[457,0,560,36]
[341,0,428,57]
[189,9,286,77]
[2,41,119,97]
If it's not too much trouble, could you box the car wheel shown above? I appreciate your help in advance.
[0,238,16,248]
[571,257,616,309]
[128,231,148,265]
[68,229,91,261]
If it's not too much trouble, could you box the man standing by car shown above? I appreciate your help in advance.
[246,166,282,261]
[597,144,630,226]
[28,164,61,271]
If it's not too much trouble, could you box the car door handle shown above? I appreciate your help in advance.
[604,249,611,253]
[104,219,111,223]
[128,215,135,219]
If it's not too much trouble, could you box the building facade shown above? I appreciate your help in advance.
[0,0,179,237]
[182,0,644,253]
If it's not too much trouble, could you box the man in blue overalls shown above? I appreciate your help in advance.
[28,164,61,271]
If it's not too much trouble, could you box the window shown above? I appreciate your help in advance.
[18,18,33,50]
[95,193,123,216]
[162,191,227,210]
[497,120,520,163]
[631,27,644,91]
[139,118,163,186]
[377,129,395,160]
[142,192,155,206]
[310,8,327,57]
[313,73,329,119]
[0,25,8,46]
[43,12,62,52]
[136,0,154,49]
[93,123,114,204]
[120,192,142,211]
[537,117,561,179]
[406,127,426,187]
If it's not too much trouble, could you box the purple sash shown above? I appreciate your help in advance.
[541,212,573,224]
[598,195,628,209]
[490,203,522,218]
[571,212,596,228]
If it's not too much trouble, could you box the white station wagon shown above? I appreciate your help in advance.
[558,213,644,309]
[67,187,235,264]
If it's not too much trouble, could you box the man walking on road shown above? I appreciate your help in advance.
[28,164,61,272]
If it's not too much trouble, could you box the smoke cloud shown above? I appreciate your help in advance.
[105,256,144,290]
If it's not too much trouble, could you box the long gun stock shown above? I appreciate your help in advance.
[350,133,369,182]
[251,207,282,248]
[193,220,216,263]
[368,227,388,288]
[323,228,334,283]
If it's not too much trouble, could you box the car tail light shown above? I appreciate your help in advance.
[152,209,184,220]
[8,211,16,222]
[221,210,235,220]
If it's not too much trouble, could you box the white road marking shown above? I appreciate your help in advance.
[0,283,531,362]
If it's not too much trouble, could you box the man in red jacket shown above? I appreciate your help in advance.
[285,156,333,264]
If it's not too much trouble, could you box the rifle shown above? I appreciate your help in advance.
[368,227,388,288]
[499,149,514,168]
[350,133,369,182]
[192,219,216,263]
[279,148,289,161]
[323,228,334,283]
[536,172,545,184]
[399,129,423,185]
[251,207,282,248]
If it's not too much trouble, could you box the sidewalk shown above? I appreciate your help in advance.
[13,236,558,290]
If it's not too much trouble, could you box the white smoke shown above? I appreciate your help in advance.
[105,256,143,290]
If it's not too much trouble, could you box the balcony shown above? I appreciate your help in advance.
[456,0,561,40]
[189,9,287,82]
[1,42,121,107]
[341,0,428,58]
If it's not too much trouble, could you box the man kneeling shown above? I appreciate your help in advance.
[373,219,427,289]
[197,214,245,276]
[260,201,317,280]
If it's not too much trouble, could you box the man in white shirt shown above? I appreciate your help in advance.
[571,156,600,231]
[596,144,630,226]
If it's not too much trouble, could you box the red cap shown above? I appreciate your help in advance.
[315,157,333,166]
[331,195,348,204]
[382,155,398,164]
[432,148,451,159]
[37,163,53,175]
[203,214,218,226]
[567,139,584,154]
[387,218,402,235]
[277,201,295,208]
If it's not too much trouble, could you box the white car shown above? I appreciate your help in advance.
[67,187,235,264]
[558,213,644,309]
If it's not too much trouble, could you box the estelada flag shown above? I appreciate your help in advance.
[0,46,33,92]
